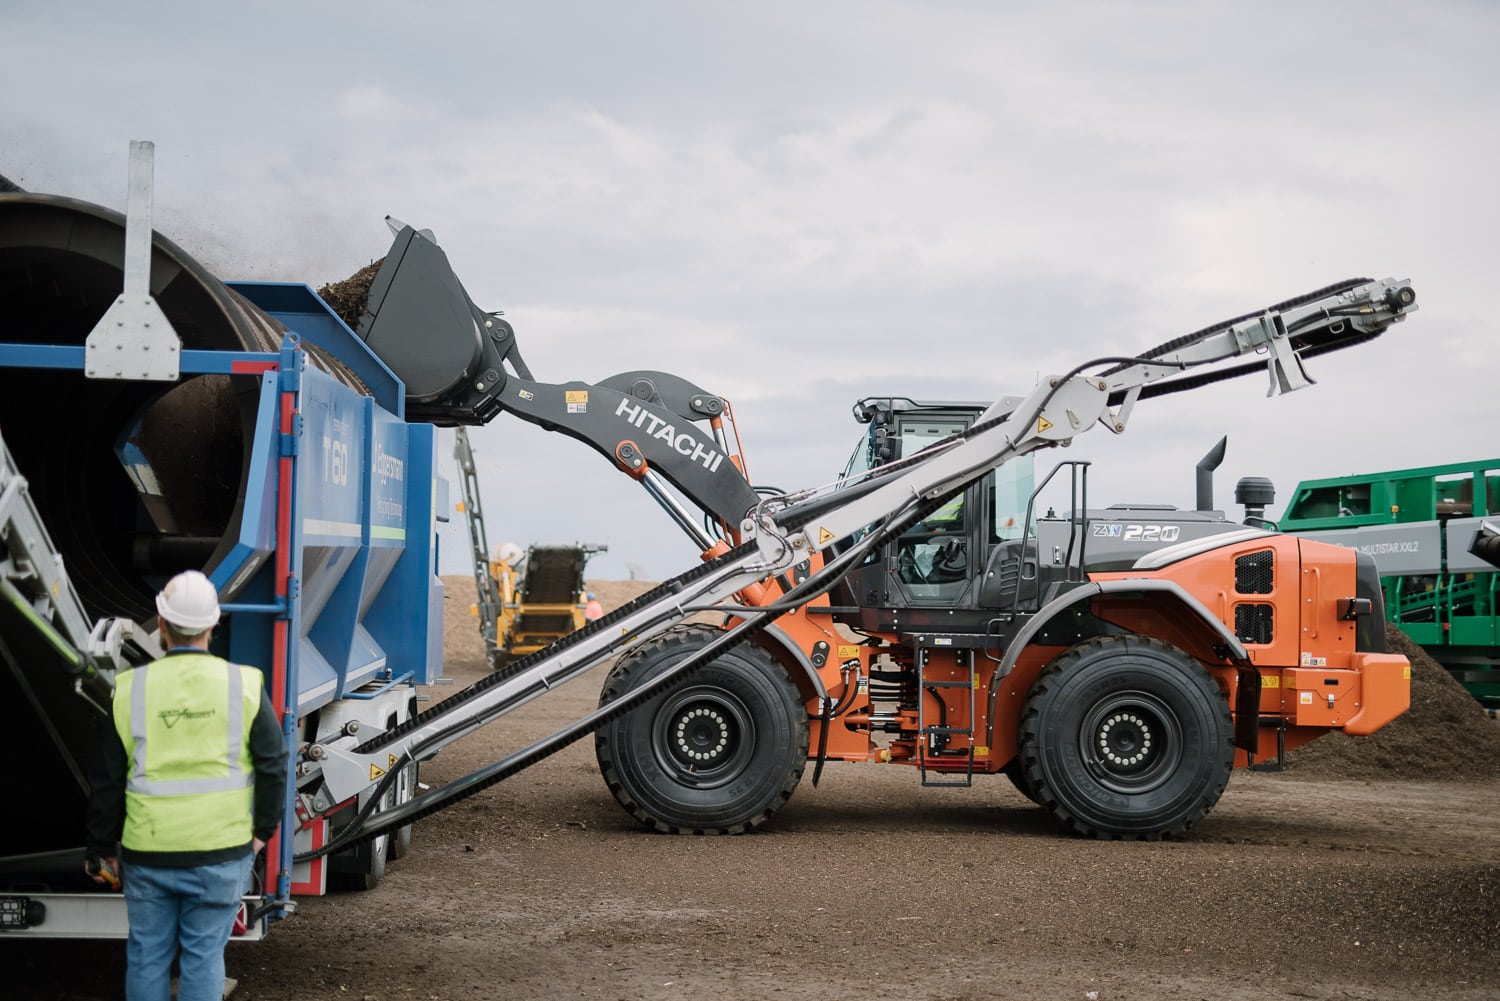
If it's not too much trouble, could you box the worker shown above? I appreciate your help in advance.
[85,570,288,1001]
[584,592,604,620]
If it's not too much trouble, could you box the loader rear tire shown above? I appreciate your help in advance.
[595,625,808,835]
[1018,635,1233,840]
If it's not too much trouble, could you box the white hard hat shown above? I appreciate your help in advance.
[156,570,221,633]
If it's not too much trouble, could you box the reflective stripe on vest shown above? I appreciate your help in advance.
[114,653,262,853]
[126,661,254,797]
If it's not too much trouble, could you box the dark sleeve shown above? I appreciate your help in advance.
[84,716,127,856]
[249,687,289,841]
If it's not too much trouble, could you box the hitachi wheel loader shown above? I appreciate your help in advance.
[315,230,1416,845]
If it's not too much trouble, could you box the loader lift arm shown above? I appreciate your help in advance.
[295,267,1416,860]
[358,221,761,550]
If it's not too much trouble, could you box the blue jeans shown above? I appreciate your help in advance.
[122,854,254,1001]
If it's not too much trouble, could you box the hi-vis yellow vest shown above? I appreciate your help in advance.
[112,653,262,853]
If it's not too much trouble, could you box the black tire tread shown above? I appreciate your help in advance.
[1018,634,1233,841]
[595,624,807,835]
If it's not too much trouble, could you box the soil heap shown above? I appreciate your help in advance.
[1286,622,1500,781]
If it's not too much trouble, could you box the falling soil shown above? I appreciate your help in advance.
[9,580,1498,1000]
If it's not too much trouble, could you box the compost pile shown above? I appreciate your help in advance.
[316,260,383,331]
[1286,622,1500,781]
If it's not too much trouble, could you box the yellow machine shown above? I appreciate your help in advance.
[454,429,605,667]
[489,542,603,660]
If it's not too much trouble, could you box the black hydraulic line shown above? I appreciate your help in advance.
[820,280,1391,512]
[304,544,768,861]
[1099,278,1373,375]
[353,542,758,754]
[810,663,862,788]
[302,492,933,860]
[1105,329,1381,406]
[299,604,783,861]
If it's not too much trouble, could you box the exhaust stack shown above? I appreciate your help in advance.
[1195,436,1227,511]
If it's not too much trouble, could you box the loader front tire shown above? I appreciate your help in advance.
[595,625,808,835]
[1001,757,1042,806]
[1018,635,1233,840]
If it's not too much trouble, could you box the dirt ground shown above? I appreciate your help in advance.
[9,579,1500,1000]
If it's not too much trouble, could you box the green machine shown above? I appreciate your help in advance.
[1279,459,1500,707]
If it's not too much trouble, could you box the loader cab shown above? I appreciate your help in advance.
[835,397,1035,629]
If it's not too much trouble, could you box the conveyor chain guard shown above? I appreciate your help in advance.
[353,541,757,755]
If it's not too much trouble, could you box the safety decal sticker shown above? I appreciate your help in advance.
[837,645,861,659]
[388,754,400,769]
[369,763,386,781]
[1403,665,1412,679]
[1036,416,1054,434]
[1262,675,1280,689]
[519,389,534,400]
[818,527,835,544]
[1300,652,1327,667]
[1299,692,1314,705]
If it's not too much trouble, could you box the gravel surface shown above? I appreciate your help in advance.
[9,579,1498,1000]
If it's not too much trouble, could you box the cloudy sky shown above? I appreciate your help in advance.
[4,1,1495,583]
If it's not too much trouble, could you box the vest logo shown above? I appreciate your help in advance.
[158,708,215,729]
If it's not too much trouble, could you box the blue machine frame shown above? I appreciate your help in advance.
[0,280,446,920]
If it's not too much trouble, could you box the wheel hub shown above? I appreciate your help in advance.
[675,706,731,763]
[1097,712,1154,768]
[1079,690,1182,794]
[652,686,755,787]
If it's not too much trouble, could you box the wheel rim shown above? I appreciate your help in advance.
[1078,690,1183,795]
[651,685,755,789]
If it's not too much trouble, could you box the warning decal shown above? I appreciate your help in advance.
[1262,675,1280,689]
[565,391,589,403]
[369,763,386,781]
[1036,415,1054,434]
[388,754,400,769]
[837,645,862,659]
[818,527,835,544]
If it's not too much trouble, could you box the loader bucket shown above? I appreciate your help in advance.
[354,222,529,425]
